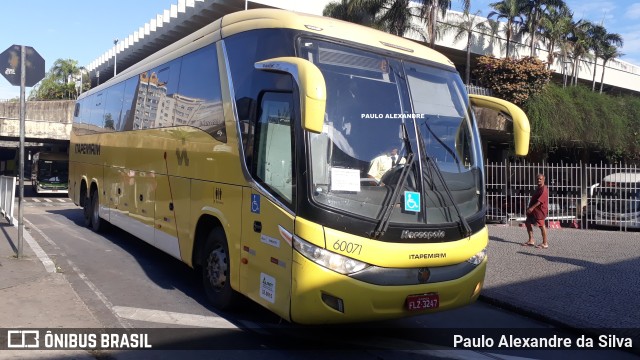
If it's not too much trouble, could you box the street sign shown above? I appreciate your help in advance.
[0,45,45,87]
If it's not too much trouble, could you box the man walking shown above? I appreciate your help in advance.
[522,173,549,249]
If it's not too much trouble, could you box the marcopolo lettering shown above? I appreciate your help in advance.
[401,230,445,240]
[75,143,101,155]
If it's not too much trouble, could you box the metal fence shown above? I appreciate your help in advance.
[485,160,640,231]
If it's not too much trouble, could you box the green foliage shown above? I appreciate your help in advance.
[473,56,551,105]
[30,58,88,100]
[523,83,640,162]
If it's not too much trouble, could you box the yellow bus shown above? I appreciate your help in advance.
[69,9,529,324]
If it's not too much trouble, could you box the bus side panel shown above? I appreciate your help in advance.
[107,166,130,231]
[155,175,190,261]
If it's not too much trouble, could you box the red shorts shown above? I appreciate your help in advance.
[525,215,545,227]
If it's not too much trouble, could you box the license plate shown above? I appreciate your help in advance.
[406,293,439,311]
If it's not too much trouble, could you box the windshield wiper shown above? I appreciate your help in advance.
[417,122,472,238]
[372,122,414,240]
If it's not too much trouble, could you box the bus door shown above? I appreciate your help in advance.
[241,189,294,318]
[240,91,296,317]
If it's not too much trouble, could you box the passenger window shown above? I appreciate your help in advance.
[177,44,225,141]
[147,58,182,128]
[121,76,140,131]
[103,82,125,131]
[89,92,105,128]
[253,92,295,205]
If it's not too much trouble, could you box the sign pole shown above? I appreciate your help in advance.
[17,45,26,258]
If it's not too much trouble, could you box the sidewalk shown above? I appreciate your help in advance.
[0,219,99,359]
[482,224,640,342]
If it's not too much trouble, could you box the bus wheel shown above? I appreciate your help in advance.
[90,189,105,232]
[83,193,92,228]
[202,228,237,310]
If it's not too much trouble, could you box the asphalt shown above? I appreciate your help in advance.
[1,212,639,358]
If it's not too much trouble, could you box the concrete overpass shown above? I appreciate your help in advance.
[0,100,73,175]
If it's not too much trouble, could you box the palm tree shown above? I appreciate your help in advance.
[488,0,526,58]
[599,44,623,93]
[520,0,566,57]
[323,0,426,38]
[51,59,82,85]
[445,10,491,84]
[322,0,381,28]
[567,19,592,86]
[588,24,623,91]
[539,5,573,69]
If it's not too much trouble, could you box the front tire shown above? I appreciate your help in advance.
[201,228,238,310]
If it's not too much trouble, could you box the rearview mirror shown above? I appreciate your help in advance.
[255,57,326,134]
[469,94,530,156]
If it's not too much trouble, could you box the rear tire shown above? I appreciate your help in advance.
[201,228,238,310]
[90,188,105,232]
[82,190,91,228]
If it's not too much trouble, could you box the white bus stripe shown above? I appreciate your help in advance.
[112,306,239,328]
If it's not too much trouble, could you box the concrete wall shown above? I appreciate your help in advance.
[0,100,74,140]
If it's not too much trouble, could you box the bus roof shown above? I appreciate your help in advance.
[92,8,455,95]
[602,172,640,183]
[219,9,455,68]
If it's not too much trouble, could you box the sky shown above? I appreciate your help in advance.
[1,0,638,99]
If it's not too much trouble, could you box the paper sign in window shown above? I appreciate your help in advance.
[330,168,361,192]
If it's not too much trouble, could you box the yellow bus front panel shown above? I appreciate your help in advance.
[291,252,486,324]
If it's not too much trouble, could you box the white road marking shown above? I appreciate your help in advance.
[17,220,56,273]
[32,199,41,203]
[57,198,66,202]
[112,306,240,328]
[23,217,131,329]
[44,198,52,203]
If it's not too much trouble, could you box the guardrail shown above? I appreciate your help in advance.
[0,176,16,225]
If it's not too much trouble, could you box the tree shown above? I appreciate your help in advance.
[32,58,88,100]
[322,0,381,28]
[539,5,573,69]
[445,10,491,84]
[474,56,551,105]
[599,45,623,94]
[488,0,526,58]
[588,24,623,92]
[520,0,566,57]
[566,19,592,86]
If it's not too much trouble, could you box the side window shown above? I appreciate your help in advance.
[121,76,140,131]
[147,58,182,128]
[252,92,295,205]
[103,81,125,131]
[89,92,105,129]
[133,71,150,130]
[176,44,225,141]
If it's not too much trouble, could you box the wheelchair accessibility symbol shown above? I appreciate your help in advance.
[251,194,260,214]
[404,191,421,212]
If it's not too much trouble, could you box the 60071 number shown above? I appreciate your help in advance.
[332,240,362,255]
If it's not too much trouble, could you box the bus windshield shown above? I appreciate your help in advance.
[300,38,481,225]
[37,160,69,183]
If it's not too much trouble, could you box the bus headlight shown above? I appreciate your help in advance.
[466,248,487,266]
[293,236,370,275]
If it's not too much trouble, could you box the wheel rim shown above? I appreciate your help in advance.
[205,245,228,291]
